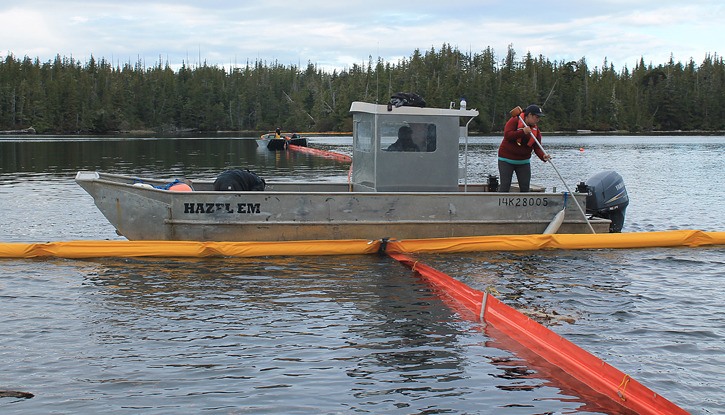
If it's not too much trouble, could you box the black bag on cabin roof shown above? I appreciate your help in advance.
[390,92,426,108]
[213,169,266,191]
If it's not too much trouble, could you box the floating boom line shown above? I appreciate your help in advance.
[385,250,690,415]
[1,230,722,259]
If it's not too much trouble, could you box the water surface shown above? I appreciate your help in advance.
[1,135,723,414]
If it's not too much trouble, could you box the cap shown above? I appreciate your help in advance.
[524,104,545,117]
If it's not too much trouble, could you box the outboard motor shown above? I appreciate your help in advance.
[487,175,499,192]
[576,170,629,233]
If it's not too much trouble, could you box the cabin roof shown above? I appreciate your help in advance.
[349,102,479,117]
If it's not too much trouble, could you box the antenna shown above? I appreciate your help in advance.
[542,79,558,108]
[376,43,380,104]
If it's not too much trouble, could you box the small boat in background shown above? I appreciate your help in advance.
[257,131,308,150]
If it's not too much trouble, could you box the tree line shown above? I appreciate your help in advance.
[1,44,724,135]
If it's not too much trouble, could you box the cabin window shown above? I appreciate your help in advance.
[381,122,437,152]
[354,120,373,152]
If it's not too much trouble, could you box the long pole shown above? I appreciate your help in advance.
[517,113,596,234]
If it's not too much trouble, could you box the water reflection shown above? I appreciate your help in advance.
[58,255,600,413]
[0,138,348,182]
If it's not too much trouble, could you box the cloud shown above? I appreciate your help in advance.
[0,7,60,58]
[2,0,723,71]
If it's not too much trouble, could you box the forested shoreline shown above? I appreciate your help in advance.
[1,44,724,135]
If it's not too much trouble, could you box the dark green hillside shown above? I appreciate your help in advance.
[1,45,723,134]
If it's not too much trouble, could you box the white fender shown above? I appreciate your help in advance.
[543,209,566,234]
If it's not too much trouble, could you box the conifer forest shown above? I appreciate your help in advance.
[1,44,724,135]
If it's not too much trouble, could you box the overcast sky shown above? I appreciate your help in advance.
[2,0,723,72]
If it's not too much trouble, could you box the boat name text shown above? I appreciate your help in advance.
[498,197,549,207]
[183,202,261,214]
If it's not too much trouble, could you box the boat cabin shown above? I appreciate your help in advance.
[349,102,479,192]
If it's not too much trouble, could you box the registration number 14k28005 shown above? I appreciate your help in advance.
[498,197,549,207]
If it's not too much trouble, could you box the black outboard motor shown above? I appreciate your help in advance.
[487,175,499,192]
[576,170,629,233]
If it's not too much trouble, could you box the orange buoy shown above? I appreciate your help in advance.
[168,183,193,192]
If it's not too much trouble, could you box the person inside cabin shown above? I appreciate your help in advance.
[387,125,419,152]
[497,104,550,192]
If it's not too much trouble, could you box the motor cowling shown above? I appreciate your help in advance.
[576,170,629,233]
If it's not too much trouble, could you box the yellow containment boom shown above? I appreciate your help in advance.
[0,239,380,258]
[0,230,723,258]
[386,229,725,254]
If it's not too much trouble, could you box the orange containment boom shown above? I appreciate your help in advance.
[288,144,352,162]
[385,251,690,415]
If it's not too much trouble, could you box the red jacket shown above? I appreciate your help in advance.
[498,116,546,162]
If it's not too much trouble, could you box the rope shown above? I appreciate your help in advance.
[347,162,353,191]
[155,179,182,190]
[133,178,183,190]
[617,374,631,401]
[480,292,488,323]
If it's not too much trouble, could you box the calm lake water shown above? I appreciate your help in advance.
[1,135,723,414]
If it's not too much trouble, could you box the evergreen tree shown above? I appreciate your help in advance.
[1,47,724,134]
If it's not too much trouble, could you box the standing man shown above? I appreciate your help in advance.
[497,104,550,192]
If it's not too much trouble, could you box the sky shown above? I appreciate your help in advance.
[2,0,724,73]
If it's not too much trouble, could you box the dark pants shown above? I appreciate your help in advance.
[498,160,531,192]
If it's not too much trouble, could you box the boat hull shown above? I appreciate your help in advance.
[76,172,610,241]
[257,134,308,150]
